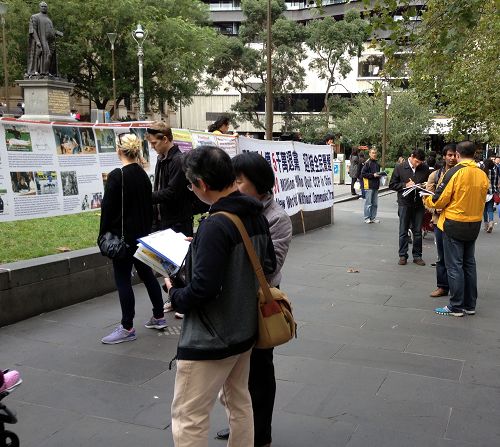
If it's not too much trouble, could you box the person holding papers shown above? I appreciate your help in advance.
[164,145,276,447]
[389,149,430,266]
[99,133,166,345]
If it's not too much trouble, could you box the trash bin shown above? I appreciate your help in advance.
[332,160,344,184]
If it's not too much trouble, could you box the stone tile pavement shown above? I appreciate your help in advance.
[1,191,500,446]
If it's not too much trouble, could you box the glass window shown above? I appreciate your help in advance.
[358,54,385,78]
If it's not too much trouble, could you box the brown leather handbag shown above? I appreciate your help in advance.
[214,211,296,349]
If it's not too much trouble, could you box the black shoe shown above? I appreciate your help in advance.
[216,428,230,440]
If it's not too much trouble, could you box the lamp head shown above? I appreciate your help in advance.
[107,32,117,46]
[134,24,145,40]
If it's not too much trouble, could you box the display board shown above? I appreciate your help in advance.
[0,118,331,222]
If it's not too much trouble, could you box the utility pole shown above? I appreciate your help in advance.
[382,92,391,170]
[265,0,273,140]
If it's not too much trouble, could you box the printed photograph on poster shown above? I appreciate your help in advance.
[35,171,58,195]
[78,127,97,153]
[102,172,108,190]
[54,126,82,155]
[0,188,6,214]
[61,171,79,196]
[4,125,32,152]
[90,192,103,209]
[10,172,36,195]
[81,194,91,210]
[95,129,116,153]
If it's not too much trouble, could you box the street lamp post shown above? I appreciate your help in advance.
[265,0,273,140]
[107,32,117,120]
[382,92,391,170]
[132,24,147,121]
[0,3,9,116]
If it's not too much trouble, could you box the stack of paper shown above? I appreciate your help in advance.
[134,229,190,276]
[402,183,434,197]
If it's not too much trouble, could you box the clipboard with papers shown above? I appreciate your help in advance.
[134,229,190,277]
[402,183,434,197]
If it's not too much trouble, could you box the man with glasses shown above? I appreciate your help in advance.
[145,122,193,236]
[389,148,430,266]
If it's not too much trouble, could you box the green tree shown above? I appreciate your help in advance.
[1,0,218,113]
[208,0,307,132]
[335,91,433,161]
[305,10,369,115]
[362,0,500,142]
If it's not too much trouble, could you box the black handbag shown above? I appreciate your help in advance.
[98,169,129,259]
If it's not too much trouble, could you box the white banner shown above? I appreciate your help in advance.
[238,137,334,216]
[0,119,332,222]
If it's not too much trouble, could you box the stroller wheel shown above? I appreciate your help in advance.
[0,430,20,447]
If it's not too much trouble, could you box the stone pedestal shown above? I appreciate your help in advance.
[16,78,76,122]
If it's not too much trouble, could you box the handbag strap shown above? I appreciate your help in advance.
[213,211,274,305]
[120,168,124,241]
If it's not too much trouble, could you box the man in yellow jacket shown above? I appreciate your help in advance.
[423,141,488,317]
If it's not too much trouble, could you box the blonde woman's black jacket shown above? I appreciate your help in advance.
[170,191,277,361]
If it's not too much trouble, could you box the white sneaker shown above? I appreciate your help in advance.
[164,300,174,312]
[371,219,380,223]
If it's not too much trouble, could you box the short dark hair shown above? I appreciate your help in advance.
[410,149,426,161]
[442,143,457,156]
[182,145,235,191]
[456,141,476,158]
[232,152,275,195]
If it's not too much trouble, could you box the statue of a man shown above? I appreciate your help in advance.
[26,2,62,77]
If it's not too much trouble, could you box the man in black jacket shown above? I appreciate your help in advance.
[146,122,194,235]
[165,145,276,446]
[389,149,430,266]
[361,148,382,223]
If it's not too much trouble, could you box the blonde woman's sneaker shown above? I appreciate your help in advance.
[101,325,136,344]
[435,306,464,317]
[145,316,168,330]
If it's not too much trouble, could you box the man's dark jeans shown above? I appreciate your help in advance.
[434,227,449,291]
[398,205,425,259]
[113,251,164,330]
[443,233,478,312]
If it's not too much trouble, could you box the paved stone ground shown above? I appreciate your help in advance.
[2,190,500,446]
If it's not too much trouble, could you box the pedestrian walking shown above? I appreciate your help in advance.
[389,149,430,266]
[349,149,361,196]
[482,159,498,233]
[423,141,489,316]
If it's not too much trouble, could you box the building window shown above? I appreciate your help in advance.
[357,54,385,78]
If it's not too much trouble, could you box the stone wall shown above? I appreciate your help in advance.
[0,208,332,327]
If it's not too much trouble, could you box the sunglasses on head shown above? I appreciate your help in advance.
[116,132,137,146]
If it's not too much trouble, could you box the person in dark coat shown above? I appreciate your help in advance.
[99,133,165,344]
[389,148,430,266]
[146,122,194,236]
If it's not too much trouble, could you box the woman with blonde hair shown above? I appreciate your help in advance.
[99,132,166,344]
